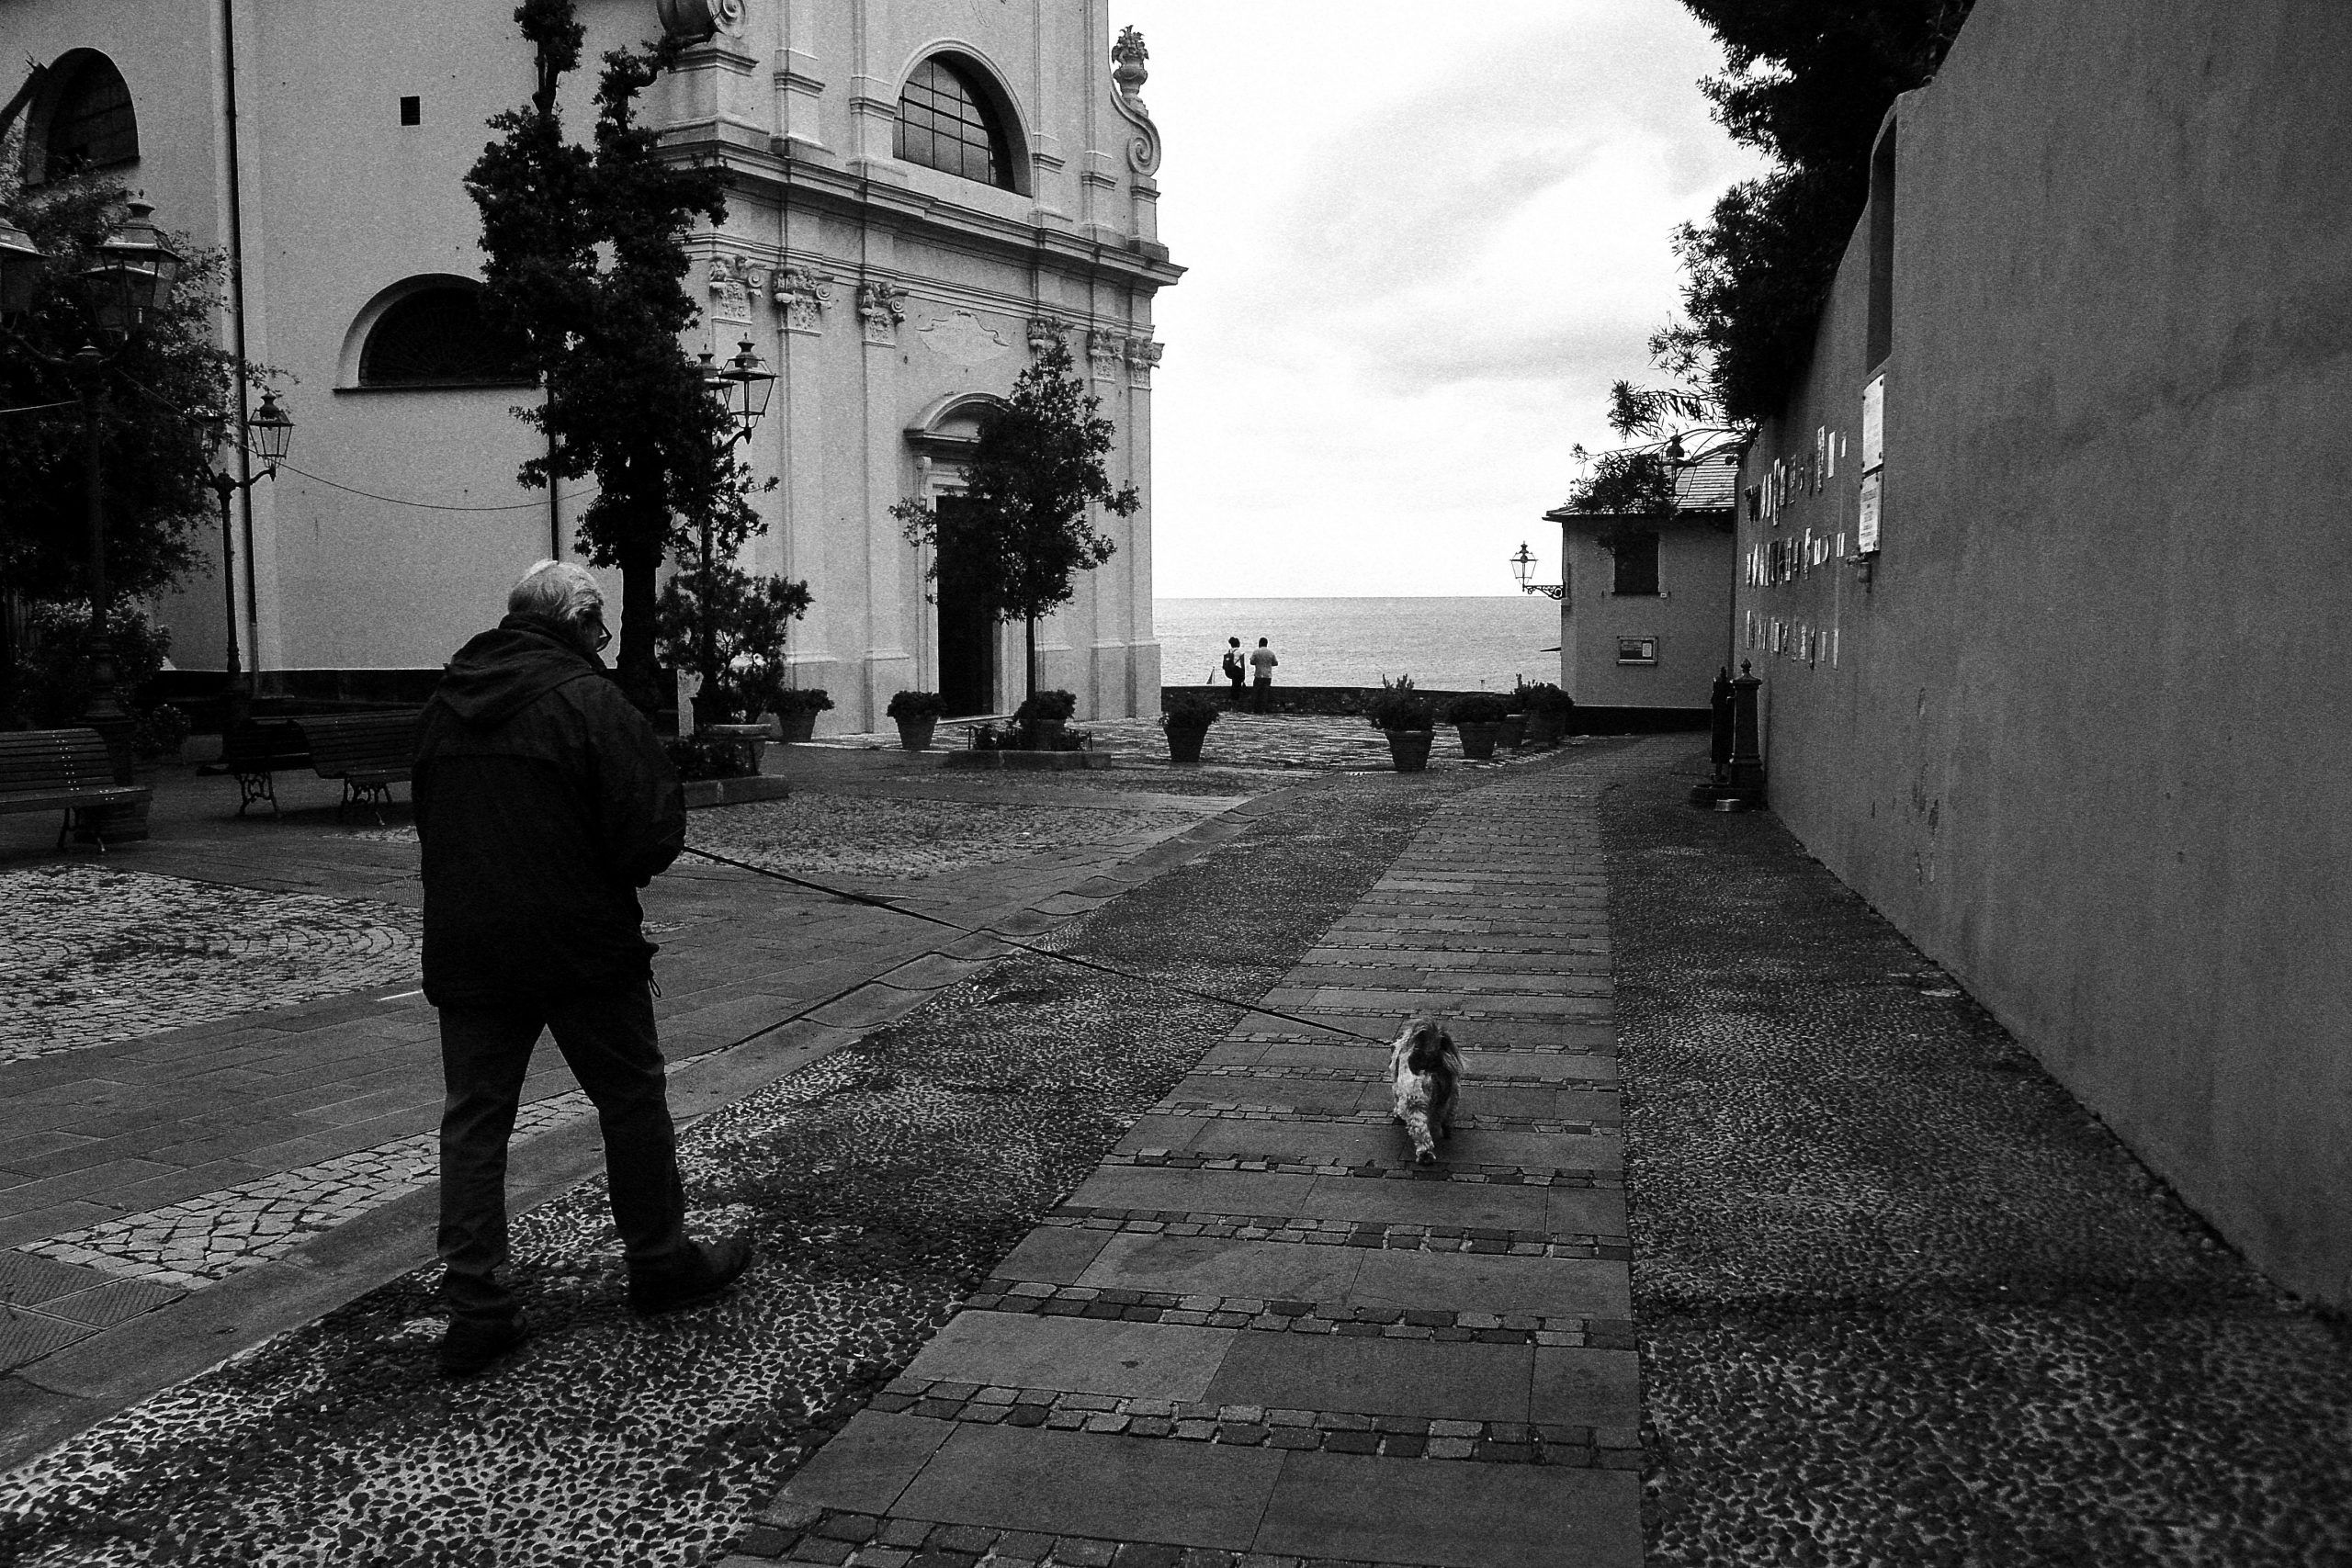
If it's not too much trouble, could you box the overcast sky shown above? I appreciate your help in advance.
[1110,1,1766,599]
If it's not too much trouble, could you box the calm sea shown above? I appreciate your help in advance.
[1155,597,1563,693]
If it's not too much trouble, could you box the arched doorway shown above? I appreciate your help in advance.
[907,392,1010,717]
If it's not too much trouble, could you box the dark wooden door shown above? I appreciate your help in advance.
[934,496,998,717]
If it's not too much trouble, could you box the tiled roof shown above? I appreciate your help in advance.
[1673,452,1740,512]
[1542,449,1742,522]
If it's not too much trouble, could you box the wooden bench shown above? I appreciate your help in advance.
[0,728,154,851]
[298,711,422,822]
[220,718,309,817]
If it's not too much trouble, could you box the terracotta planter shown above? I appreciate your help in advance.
[1456,722,1502,760]
[773,709,820,743]
[1165,722,1208,764]
[1525,709,1566,746]
[1385,728,1435,773]
[1497,714,1526,750]
[895,716,938,751]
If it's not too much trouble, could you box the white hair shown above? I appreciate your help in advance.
[507,559,603,626]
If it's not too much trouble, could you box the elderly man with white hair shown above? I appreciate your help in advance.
[413,558,751,1378]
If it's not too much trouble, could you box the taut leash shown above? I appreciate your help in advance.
[677,843,1394,1047]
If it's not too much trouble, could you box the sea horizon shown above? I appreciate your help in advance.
[1154,594,1563,692]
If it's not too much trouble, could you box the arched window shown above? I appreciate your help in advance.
[39,54,140,179]
[357,285,533,387]
[896,57,1014,190]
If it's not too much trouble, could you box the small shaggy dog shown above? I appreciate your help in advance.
[1388,1012,1463,1165]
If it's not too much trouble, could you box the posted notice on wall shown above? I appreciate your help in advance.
[1858,469,1883,554]
[1861,374,1885,471]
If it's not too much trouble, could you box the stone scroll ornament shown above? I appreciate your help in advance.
[775,266,836,335]
[1109,26,1161,177]
[1028,315,1070,356]
[657,0,745,41]
[707,254,763,326]
[859,281,908,346]
[1124,336,1163,389]
[1086,329,1125,380]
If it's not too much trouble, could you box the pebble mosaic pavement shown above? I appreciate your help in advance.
[0,765,1484,1566]
[22,1092,592,1288]
[0,866,422,1065]
[1600,750,2352,1566]
[686,795,1206,883]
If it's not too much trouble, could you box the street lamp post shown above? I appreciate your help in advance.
[690,336,775,728]
[205,390,293,734]
[1510,541,1565,602]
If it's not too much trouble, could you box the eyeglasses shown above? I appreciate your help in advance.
[587,614,612,652]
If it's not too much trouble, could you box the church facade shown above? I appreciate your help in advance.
[2,0,1179,728]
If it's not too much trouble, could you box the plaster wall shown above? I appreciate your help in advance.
[6,0,1171,727]
[1558,521,1730,710]
[1733,0,2352,1304]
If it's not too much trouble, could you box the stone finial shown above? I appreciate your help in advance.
[1112,26,1149,100]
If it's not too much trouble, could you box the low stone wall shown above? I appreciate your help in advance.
[1159,685,1708,734]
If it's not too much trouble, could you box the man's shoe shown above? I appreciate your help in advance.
[436,1312,529,1379]
[628,1233,753,1317]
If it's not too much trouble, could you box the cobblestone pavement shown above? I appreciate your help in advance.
[0,761,1500,1566]
[820,713,1567,773]
[0,754,1256,1450]
[0,866,423,1065]
[1600,742,2352,1566]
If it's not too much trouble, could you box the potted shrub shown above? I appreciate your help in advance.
[767,686,833,743]
[1443,692,1510,760]
[1012,689,1077,749]
[1365,675,1437,773]
[1521,681,1574,745]
[131,703,193,764]
[1159,688,1220,764]
[886,689,944,751]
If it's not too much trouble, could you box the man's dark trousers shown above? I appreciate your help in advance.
[436,984,687,1324]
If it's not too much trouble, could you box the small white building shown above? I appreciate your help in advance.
[1,0,1180,728]
[1543,453,1737,717]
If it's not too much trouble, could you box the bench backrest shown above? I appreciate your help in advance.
[0,728,119,794]
[223,718,309,770]
[299,711,423,775]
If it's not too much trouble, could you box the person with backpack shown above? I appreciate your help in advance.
[1219,637,1247,699]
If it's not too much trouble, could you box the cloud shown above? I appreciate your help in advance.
[1116,0,1767,596]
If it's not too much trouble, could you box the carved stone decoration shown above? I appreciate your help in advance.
[775,265,836,335]
[1109,27,1161,177]
[1124,336,1163,389]
[1112,26,1149,99]
[1085,329,1125,381]
[1027,315,1070,356]
[859,281,908,346]
[657,0,745,42]
[707,254,760,325]
[919,310,1012,365]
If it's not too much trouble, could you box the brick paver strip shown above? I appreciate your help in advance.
[756,768,1639,1566]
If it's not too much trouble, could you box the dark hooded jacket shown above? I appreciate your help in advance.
[413,612,684,1007]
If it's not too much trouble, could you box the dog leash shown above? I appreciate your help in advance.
[676,843,1396,1047]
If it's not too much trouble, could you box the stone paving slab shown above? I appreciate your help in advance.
[751,766,1640,1567]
